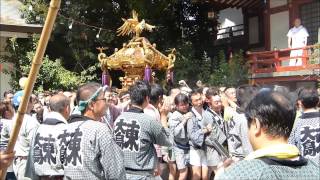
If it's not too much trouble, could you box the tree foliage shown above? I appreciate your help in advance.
[2,0,235,90]
[209,50,248,87]
[0,36,84,91]
[19,0,184,80]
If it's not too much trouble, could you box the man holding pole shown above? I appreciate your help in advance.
[0,0,62,179]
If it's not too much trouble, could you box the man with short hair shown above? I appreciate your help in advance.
[187,90,212,180]
[203,87,227,176]
[168,93,192,180]
[144,84,169,178]
[3,90,14,104]
[205,88,224,132]
[114,80,172,179]
[289,87,320,165]
[62,82,125,179]
[102,88,121,129]
[27,94,70,180]
[222,87,238,122]
[287,18,309,66]
[216,90,320,180]
[225,85,257,159]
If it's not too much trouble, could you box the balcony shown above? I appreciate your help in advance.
[247,44,320,84]
[215,24,245,45]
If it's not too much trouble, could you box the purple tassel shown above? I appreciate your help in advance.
[144,66,152,82]
[170,70,174,82]
[166,70,174,83]
[102,71,110,86]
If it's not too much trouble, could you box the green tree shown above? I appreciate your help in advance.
[0,36,84,91]
[229,50,248,85]
[3,0,221,90]
[19,0,182,82]
[197,51,212,83]
[174,41,196,82]
[209,50,248,87]
[209,51,229,86]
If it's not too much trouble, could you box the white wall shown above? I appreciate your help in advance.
[0,63,13,99]
[218,8,243,29]
[270,0,287,8]
[0,37,12,97]
[270,11,289,49]
[217,8,244,39]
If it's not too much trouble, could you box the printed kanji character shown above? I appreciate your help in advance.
[58,129,69,146]
[301,126,320,141]
[66,128,83,166]
[229,134,242,150]
[114,119,127,134]
[302,140,317,156]
[60,146,67,165]
[115,131,125,148]
[42,134,56,164]
[314,127,320,143]
[58,129,70,164]
[34,146,44,164]
[213,114,223,128]
[123,120,140,151]
[313,127,320,153]
[33,133,44,164]
[226,119,235,138]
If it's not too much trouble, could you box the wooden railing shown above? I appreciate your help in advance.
[247,44,320,74]
[217,24,244,40]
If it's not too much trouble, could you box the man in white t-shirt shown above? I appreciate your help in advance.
[287,18,309,66]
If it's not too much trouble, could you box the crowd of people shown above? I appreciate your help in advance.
[0,78,319,180]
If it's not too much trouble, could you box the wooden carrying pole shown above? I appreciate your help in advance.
[0,0,61,179]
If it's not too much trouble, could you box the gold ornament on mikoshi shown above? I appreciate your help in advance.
[97,10,176,92]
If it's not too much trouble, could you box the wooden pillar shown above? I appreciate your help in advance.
[264,0,271,50]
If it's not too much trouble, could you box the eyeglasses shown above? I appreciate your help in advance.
[94,98,106,102]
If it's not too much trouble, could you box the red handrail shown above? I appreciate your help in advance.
[247,44,320,74]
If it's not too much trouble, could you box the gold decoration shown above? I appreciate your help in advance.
[117,10,155,38]
[97,47,108,71]
[98,10,176,92]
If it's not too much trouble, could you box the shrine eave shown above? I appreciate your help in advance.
[193,0,265,9]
